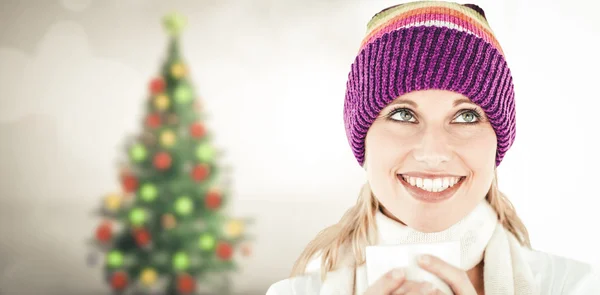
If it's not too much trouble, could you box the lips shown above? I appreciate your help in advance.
[397,174,465,203]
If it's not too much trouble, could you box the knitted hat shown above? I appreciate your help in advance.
[344,1,515,167]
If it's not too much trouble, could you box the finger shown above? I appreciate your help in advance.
[370,268,406,294]
[417,254,472,293]
[392,281,435,295]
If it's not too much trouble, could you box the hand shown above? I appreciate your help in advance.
[414,254,478,295]
[363,268,406,295]
[363,268,443,295]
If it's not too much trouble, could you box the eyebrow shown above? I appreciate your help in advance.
[452,98,477,107]
[389,97,477,108]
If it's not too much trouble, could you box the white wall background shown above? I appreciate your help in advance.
[0,0,599,294]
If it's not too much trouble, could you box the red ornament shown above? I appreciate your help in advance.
[121,174,138,193]
[145,114,162,129]
[189,122,206,139]
[111,271,128,290]
[149,77,165,94]
[191,164,210,182]
[95,222,112,243]
[153,152,172,170]
[177,273,196,294]
[205,189,221,210]
[134,228,151,247]
[216,241,233,260]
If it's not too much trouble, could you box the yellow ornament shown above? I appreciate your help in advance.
[160,130,176,148]
[224,219,244,238]
[140,268,158,286]
[154,94,170,111]
[104,193,122,211]
[171,63,187,79]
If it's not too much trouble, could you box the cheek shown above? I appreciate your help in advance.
[366,124,415,164]
[450,126,497,167]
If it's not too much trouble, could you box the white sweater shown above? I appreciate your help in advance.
[266,247,600,294]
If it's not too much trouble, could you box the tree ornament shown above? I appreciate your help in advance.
[172,252,190,271]
[104,193,122,211]
[111,271,128,291]
[140,267,158,287]
[95,221,112,243]
[154,94,170,111]
[191,164,210,182]
[153,152,172,170]
[129,143,148,163]
[145,113,162,129]
[134,228,151,247]
[106,250,124,268]
[170,62,187,79]
[198,233,216,251]
[149,77,165,95]
[216,242,233,260]
[161,213,177,230]
[195,142,215,162]
[163,12,187,37]
[121,173,138,193]
[205,189,222,210]
[175,196,194,216]
[139,183,158,202]
[160,129,176,148]
[129,208,146,226]
[189,122,206,139]
[224,219,244,239]
[174,83,193,105]
[176,273,196,294]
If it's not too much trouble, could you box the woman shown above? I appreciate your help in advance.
[267,1,599,294]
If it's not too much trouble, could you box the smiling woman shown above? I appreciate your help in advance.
[266,1,600,295]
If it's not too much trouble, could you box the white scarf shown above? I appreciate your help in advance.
[318,200,539,295]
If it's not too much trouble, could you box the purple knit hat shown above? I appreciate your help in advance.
[344,1,515,167]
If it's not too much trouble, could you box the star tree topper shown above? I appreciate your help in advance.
[163,12,187,37]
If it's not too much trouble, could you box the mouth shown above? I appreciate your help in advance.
[397,174,466,203]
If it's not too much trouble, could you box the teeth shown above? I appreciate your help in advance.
[401,175,462,192]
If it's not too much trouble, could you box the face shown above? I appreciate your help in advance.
[364,89,497,232]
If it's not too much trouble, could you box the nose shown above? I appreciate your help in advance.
[412,127,452,168]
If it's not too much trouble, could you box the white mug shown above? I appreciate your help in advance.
[365,241,461,295]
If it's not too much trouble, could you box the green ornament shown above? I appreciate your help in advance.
[140,183,158,202]
[174,83,193,105]
[129,208,146,226]
[174,196,193,216]
[129,144,147,162]
[163,12,187,37]
[106,250,124,268]
[195,143,215,162]
[198,233,216,251]
[172,251,189,271]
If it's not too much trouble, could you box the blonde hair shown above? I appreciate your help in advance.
[289,170,530,280]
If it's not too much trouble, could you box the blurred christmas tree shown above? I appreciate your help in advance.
[89,12,253,295]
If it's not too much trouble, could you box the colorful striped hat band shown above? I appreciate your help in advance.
[343,1,515,167]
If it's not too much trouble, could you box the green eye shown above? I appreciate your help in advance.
[454,111,479,123]
[390,109,416,122]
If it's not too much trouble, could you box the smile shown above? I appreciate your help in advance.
[400,175,464,192]
[397,174,466,203]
